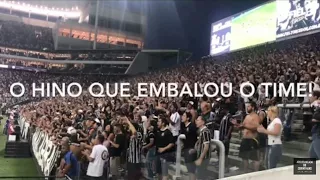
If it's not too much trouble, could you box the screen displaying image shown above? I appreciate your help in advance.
[210,17,232,55]
[230,1,277,51]
[276,0,320,38]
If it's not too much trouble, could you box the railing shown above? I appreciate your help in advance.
[173,134,186,180]
[173,134,226,179]
[276,103,311,141]
[277,103,311,108]
[212,139,226,179]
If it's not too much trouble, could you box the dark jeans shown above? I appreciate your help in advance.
[146,147,156,179]
[196,159,210,180]
[303,114,313,133]
[86,176,104,180]
[283,109,293,141]
[309,134,320,160]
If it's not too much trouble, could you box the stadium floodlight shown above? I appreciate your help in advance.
[0,1,81,18]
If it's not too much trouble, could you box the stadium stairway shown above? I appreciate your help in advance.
[4,139,32,158]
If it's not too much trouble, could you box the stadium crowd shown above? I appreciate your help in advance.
[0,21,54,51]
[1,20,320,180]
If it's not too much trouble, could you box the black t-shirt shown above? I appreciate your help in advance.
[109,133,126,157]
[180,122,197,149]
[145,130,155,148]
[155,128,174,155]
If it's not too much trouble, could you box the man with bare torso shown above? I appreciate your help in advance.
[232,101,260,172]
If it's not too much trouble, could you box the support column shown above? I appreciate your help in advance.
[54,19,60,50]
[177,50,180,64]
[69,27,72,49]
[93,0,100,50]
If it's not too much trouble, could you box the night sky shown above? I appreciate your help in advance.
[143,0,269,59]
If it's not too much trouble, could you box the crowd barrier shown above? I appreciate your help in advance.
[18,115,60,177]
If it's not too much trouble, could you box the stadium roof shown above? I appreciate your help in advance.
[55,49,140,53]
[20,0,88,9]
[141,49,192,61]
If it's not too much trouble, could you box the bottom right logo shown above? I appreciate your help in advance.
[293,158,316,175]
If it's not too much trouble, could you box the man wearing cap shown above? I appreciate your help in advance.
[88,118,101,145]
[194,116,212,180]
[77,118,100,145]
[58,137,80,180]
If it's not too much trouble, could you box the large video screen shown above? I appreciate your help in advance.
[276,0,320,38]
[230,1,277,51]
[209,0,320,55]
[210,17,232,55]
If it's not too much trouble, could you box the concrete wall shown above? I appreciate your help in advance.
[125,52,149,75]
[221,161,320,180]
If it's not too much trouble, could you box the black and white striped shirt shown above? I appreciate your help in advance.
[219,113,233,141]
[128,126,143,163]
[195,126,212,159]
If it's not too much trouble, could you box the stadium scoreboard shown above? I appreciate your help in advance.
[210,0,320,55]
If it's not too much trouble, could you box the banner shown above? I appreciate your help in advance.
[32,129,60,176]
[210,17,232,55]
[19,117,30,139]
[18,112,60,177]
[276,0,320,38]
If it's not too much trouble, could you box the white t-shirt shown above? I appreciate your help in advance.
[87,144,109,177]
[169,112,181,137]
[267,118,283,145]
